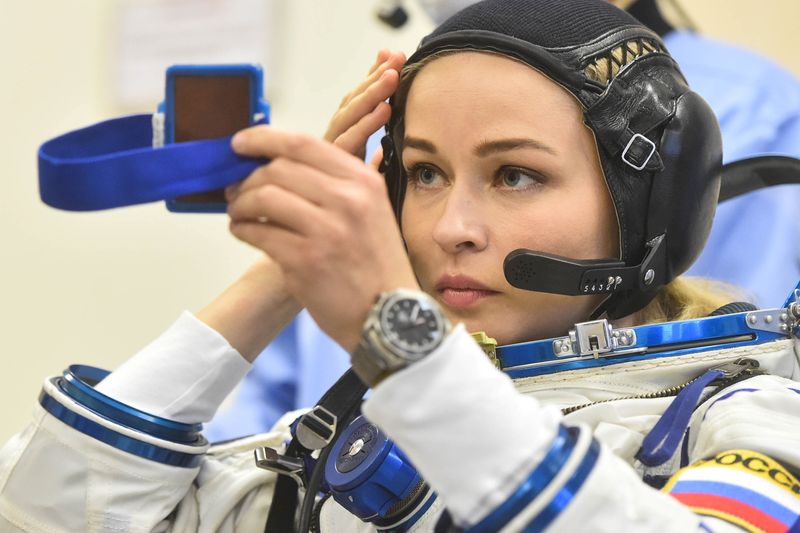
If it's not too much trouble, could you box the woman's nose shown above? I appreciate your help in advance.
[431,185,489,254]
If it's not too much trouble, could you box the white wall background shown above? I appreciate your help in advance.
[0,0,797,442]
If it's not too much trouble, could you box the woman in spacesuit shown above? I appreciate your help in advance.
[2,0,799,531]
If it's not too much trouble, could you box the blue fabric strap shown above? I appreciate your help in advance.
[38,114,264,211]
[636,369,724,467]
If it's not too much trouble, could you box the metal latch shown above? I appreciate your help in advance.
[254,446,306,487]
[745,306,798,336]
[296,405,337,451]
[471,331,499,368]
[552,319,637,358]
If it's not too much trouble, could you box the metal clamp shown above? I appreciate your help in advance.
[745,307,797,336]
[254,446,306,487]
[296,406,338,451]
[552,319,637,358]
[621,133,656,171]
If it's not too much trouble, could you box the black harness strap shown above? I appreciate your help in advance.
[264,368,367,533]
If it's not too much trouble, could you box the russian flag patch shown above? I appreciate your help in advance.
[663,449,800,533]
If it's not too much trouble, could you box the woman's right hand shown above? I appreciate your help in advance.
[324,49,406,161]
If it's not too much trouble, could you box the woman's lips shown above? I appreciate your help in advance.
[435,275,499,308]
[439,287,498,308]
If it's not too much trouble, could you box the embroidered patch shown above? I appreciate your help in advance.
[663,449,800,533]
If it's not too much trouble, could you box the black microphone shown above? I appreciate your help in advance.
[503,250,631,295]
[504,234,666,296]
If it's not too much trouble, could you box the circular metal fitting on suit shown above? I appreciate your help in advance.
[349,438,365,457]
[643,269,655,285]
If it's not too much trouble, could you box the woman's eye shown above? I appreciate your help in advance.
[497,167,542,190]
[407,164,445,188]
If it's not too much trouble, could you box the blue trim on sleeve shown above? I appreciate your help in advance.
[468,425,578,533]
[61,365,203,444]
[521,438,600,532]
[39,386,203,468]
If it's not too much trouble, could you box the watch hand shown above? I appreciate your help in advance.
[410,303,420,323]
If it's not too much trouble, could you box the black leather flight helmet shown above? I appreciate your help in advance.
[380,0,722,319]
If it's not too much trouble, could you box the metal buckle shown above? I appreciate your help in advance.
[621,133,656,171]
[254,447,306,487]
[552,319,637,358]
[296,406,337,451]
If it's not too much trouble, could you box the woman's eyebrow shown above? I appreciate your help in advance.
[403,136,437,153]
[475,138,557,157]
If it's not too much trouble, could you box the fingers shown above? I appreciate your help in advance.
[227,179,323,236]
[326,68,399,149]
[326,50,406,152]
[232,126,367,179]
[227,157,338,207]
[367,49,392,76]
[340,50,406,110]
[229,220,305,266]
[333,101,392,156]
[369,146,385,171]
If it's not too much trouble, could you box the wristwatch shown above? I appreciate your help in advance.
[351,289,452,387]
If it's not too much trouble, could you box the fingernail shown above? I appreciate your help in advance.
[231,131,246,150]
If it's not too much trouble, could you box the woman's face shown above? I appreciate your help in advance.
[401,52,619,344]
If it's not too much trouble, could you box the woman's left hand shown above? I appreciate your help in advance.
[227,126,419,353]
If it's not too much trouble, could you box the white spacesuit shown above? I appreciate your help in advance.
[1,292,799,532]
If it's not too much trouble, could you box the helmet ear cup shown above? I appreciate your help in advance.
[654,90,722,280]
[601,91,722,319]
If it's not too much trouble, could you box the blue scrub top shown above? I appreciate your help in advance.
[206,31,800,441]
[667,31,800,306]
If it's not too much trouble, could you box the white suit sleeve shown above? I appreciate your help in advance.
[95,311,251,424]
[363,326,706,531]
[0,312,276,533]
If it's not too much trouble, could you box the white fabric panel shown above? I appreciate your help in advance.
[96,311,251,424]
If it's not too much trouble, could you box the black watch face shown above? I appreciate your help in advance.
[380,296,445,358]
